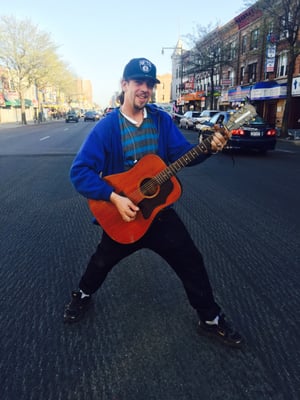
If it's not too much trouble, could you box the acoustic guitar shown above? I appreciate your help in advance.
[88,104,257,244]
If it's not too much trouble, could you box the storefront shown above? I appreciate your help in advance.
[291,77,300,129]
[228,85,252,106]
[250,80,287,127]
[178,91,205,112]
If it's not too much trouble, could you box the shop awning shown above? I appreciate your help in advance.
[4,98,33,107]
[251,81,287,100]
[25,99,32,107]
[181,91,205,102]
[252,81,279,89]
[5,100,17,106]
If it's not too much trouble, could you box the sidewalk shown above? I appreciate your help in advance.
[0,119,61,130]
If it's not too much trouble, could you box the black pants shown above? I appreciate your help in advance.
[79,208,221,321]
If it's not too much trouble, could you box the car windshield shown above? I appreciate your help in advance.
[209,113,226,124]
[209,111,235,124]
[200,110,218,117]
[192,112,201,117]
[246,115,265,125]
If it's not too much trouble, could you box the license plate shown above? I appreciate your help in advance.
[250,132,261,137]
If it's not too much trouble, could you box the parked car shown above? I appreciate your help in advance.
[198,110,277,153]
[179,111,202,130]
[196,110,236,134]
[65,111,79,123]
[103,107,115,117]
[197,109,219,125]
[84,111,100,122]
[172,112,183,124]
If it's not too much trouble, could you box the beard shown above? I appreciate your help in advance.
[134,92,149,110]
[133,103,145,111]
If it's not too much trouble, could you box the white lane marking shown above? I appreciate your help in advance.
[40,136,50,141]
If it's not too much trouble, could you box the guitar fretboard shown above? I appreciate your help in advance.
[155,136,213,185]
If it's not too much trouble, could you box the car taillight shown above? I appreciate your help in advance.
[231,129,245,136]
[266,129,276,136]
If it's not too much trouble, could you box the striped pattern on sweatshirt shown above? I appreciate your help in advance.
[119,113,159,170]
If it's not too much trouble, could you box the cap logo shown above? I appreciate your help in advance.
[139,59,152,74]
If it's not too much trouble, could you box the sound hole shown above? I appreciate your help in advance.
[140,178,159,198]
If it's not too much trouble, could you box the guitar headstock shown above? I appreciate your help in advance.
[225,104,257,131]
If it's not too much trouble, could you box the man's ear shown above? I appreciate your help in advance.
[121,79,128,91]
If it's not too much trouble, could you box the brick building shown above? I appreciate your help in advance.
[173,1,300,131]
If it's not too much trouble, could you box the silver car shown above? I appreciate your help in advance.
[179,111,202,130]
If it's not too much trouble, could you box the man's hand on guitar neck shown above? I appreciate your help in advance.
[210,129,230,152]
[110,192,139,222]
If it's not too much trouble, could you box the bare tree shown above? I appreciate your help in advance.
[186,23,238,110]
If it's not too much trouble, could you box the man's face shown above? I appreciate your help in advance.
[122,79,155,110]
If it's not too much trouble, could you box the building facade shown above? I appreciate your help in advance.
[155,73,172,104]
[171,0,300,131]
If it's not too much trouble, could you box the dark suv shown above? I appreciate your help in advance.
[65,111,79,123]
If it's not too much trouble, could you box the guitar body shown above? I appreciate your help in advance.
[88,154,182,244]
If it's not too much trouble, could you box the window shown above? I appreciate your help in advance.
[248,63,257,82]
[240,66,245,83]
[250,29,259,50]
[241,35,247,54]
[229,41,237,60]
[279,14,291,40]
[277,51,288,77]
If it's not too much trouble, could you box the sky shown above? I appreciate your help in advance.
[1,0,248,108]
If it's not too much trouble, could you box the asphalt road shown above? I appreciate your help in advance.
[0,120,299,400]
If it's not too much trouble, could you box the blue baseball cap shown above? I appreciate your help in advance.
[123,58,160,84]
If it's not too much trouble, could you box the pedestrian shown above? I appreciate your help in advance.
[64,57,243,348]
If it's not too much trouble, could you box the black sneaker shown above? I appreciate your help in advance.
[64,291,92,323]
[197,314,243,348]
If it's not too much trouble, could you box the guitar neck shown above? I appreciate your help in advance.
[155,134,215,185]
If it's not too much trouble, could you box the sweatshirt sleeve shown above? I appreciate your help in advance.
[70,123,115,201]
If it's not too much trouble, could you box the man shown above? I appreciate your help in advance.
[64,57,243,348]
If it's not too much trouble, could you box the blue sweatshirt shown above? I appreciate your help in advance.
[70,104,210,201]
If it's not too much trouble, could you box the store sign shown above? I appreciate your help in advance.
[292,77,300,96]
[265,42,276,73]
[221,79,232,86]
[251,83,287,100]
[228,86,251,102]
